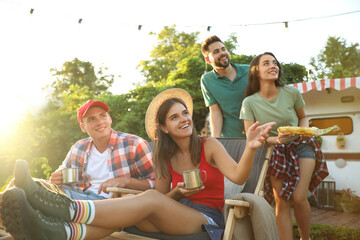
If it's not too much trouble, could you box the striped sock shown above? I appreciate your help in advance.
[65,222,86,240]
[71,200,95,224]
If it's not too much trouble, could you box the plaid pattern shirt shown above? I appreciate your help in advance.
[264,137,329,203]
[60,129,155,190]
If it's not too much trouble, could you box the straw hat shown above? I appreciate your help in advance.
[145,88,193,140]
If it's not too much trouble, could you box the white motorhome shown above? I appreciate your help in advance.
[289,77,360,195]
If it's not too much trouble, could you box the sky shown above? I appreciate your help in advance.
[0,0,360,135]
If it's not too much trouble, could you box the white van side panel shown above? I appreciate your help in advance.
[302,87,360,195]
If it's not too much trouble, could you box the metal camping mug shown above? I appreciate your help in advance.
[182,169,207,189]
[62,168,79,184]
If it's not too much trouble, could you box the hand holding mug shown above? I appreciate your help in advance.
[176,182,204,197]
[49,169,64,186]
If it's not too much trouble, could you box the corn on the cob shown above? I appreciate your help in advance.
[277,125,340,136]
[277,126,317,136]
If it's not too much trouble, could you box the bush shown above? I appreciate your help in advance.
[293,223,360,240]
[334,189,360,213]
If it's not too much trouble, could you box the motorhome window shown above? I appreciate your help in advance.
[309,117,353,135]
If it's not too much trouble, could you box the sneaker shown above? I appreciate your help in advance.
[1,187,67,240]
[14,159,76,222]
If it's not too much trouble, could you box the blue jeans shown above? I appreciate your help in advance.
[61,184,106,200]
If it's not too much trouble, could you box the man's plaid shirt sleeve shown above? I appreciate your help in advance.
[133,138,155,187]
[109,131,155,188]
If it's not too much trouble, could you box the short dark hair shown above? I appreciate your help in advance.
[201,35,224,57]
[245,52,284,97]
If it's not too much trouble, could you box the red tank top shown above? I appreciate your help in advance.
[169,139,225,212]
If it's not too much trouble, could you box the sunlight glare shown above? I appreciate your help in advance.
[0,91,26,136]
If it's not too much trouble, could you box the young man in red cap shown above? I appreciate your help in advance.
[1,100,155,201]
[46,100,155,200]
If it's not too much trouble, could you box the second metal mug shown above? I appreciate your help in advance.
[182,169,207,189]
[62,168,79,184]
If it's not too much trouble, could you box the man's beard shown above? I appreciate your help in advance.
[214,55,230,68]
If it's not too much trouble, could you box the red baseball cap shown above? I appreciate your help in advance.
[77,100,109,123]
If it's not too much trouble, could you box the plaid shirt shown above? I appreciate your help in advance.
[60,129,155,190]
[264,137,329,203]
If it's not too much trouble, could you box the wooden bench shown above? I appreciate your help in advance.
[0,224,13,240]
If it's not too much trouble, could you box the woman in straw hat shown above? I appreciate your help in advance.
[1,88,275,240]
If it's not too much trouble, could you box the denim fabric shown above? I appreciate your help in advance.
[62,184,106,200]
[296,143,315,159]
[200,213,219,227]
[179,198,224,240]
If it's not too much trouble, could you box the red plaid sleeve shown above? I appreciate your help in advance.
[264,137,328,204]
[109,131,155,188]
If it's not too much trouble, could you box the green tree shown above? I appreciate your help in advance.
[310,36,360,79]
[281,62,307,84]
[224,33,239,55]
[231,54,256,65]
[46,58,114,101]
[138,26,202,83]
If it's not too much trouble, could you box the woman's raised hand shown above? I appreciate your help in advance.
[246,121,276,149]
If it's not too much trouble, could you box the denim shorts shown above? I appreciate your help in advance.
[200,213,219,227]
[178,198,224,240]
[61,184,106,200]
[295,144,315,159]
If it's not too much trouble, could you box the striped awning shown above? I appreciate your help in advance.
[287,77,360,94]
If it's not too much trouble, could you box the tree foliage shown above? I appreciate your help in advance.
[137,26,202,83]
[281,62,307,84]
[310,36,360,79]
[223,33,239,55]
[45,58,114,100]
[231,54,256,65]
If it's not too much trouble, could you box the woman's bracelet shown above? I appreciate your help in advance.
[276,138,281,144]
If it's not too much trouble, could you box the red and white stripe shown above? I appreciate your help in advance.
[288,77,360,93]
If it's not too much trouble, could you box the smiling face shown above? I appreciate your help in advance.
[258,54,280,81]
[160,102,193,139]
[206,41,230,69]
[80,106,112,141]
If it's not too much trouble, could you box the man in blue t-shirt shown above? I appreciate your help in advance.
[200,35,249,137]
